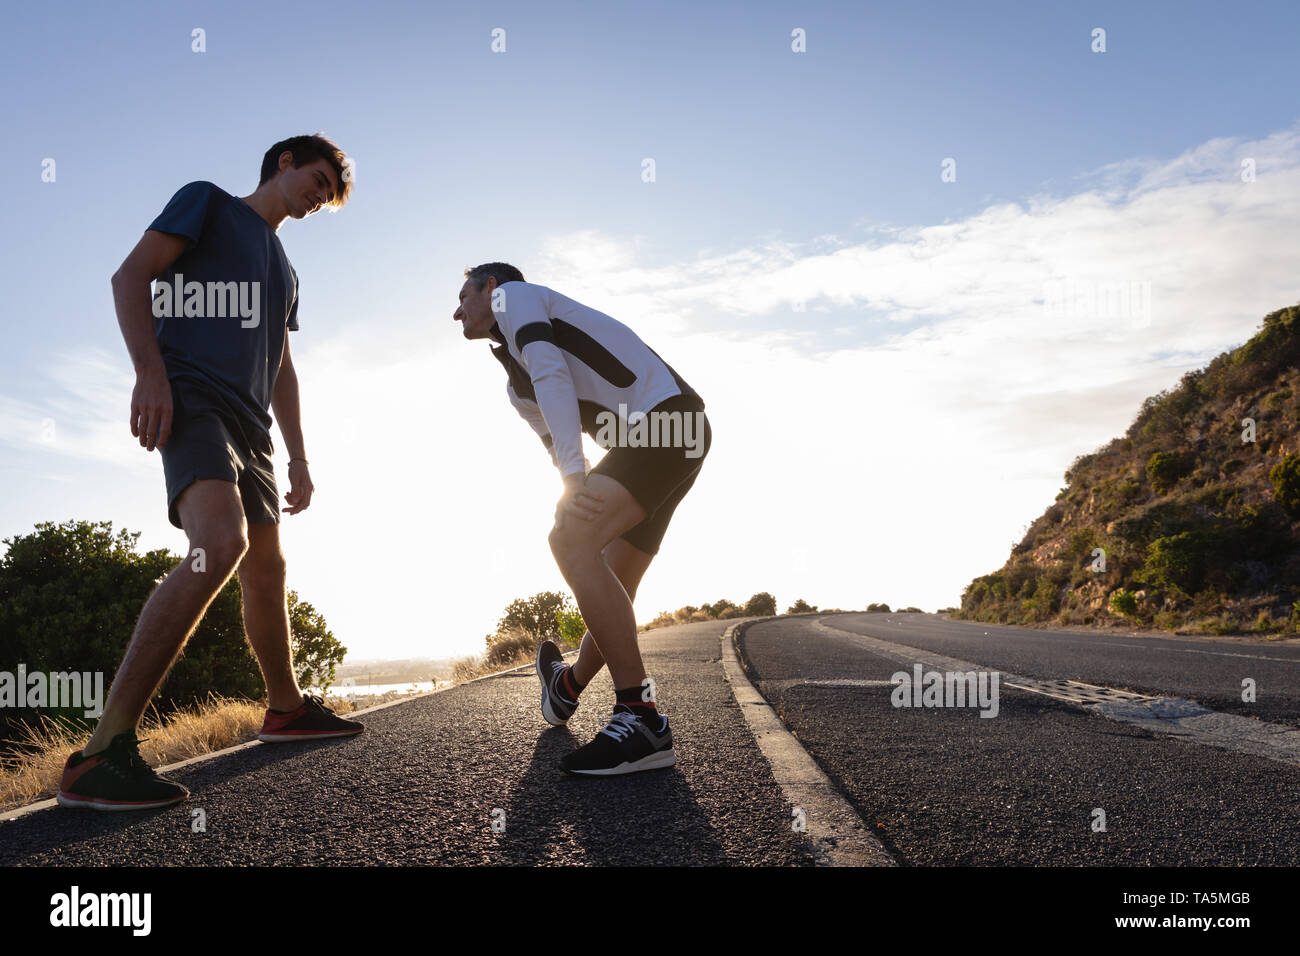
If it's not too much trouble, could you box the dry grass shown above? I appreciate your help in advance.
[0,693,264,813]
[451,645,536,683]
[449,627,551,684]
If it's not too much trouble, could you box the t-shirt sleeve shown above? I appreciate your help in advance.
[287,266,300,331]
[147,181,216,248]
[498,283,587,479]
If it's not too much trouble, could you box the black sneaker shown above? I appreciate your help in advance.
[259,694,365,742]
[57,730,190,811]
[536,639,578,726]
[560,705,676,776]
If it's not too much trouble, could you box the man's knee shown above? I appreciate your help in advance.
[238,526,288,587]
[176,479,248,577]
[239,544,286,587]
[549,475,648,566]
[192,526,248,578]
[548,522,588,569]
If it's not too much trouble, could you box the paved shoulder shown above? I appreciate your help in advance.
[0,621,812,866]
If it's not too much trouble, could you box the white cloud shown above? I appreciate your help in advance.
[536,121,1300,351]
[0,348,151,475]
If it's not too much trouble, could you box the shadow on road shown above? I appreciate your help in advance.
[495,726,729,865]
[0,737,351,865]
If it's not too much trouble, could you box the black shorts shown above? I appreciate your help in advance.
[159,379,280,531]
[591,393,711,555]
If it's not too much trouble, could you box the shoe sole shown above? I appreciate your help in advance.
[562,747,677,776]
[258,728,364,743]
[536,643,570,727]
[57,791,188,811]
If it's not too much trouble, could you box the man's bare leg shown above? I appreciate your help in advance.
[238,523,304,712]
[83,480,249,755]
[548,474,649,691]
[570,537,654,686]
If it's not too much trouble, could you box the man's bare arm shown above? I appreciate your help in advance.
[111,230,188,451]
[272,333,314,514]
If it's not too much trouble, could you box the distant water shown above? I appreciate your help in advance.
[313,680,447,698]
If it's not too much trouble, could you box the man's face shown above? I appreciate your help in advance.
[276,153,338,219]
[454,277,497,339]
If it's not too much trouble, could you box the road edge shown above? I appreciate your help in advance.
[720,618,895,867]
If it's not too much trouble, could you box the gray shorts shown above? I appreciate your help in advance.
[159,379,280,530]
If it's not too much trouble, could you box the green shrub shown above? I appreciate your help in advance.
[1269,454,1300,518]
[1115,476,1142,502]
[555,605,586,647]
[495,592,570,643]
[1023,577,1060,616]
[1153,609,1184,632]
[1066,527,1097,563]
[1195,613,1239,636]
[1146,451,1189,495]
[0,520,345,730]
[1264,387,1292,412]
[1133,531,1214,595]
[1109,589,1138,618]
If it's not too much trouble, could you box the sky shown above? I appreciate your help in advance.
[2,1,1299,659]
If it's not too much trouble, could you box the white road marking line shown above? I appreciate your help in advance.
[810,618,1300,768]
[1089,640,1299,664]
[721,622,895,867]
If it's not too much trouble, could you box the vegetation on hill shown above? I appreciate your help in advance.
[957,303,1300,637]
[642,592,778,629]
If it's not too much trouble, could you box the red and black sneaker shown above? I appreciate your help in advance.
[57,730,190,811]
[258,694,365,743]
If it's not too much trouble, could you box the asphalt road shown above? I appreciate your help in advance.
[737,613,1299,866]
[0,621,812,866]
[822,612,1300,728]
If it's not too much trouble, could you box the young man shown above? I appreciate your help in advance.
[58,134,362,811]
[454,263,711,775]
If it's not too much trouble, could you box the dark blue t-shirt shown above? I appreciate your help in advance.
[147,181,298,436]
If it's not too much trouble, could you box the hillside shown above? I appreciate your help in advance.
[956,303,1300,638]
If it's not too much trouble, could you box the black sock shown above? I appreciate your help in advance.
[614,685,660,726]
[560,666,586,702]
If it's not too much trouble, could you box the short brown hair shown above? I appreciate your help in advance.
[259,133,353,208]
[464,262,525,289]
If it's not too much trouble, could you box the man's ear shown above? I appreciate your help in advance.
[278,150,294,173]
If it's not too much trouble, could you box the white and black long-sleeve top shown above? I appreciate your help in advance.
[487,281,702,479]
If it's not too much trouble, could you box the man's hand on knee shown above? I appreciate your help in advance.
[554,471,604,530]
